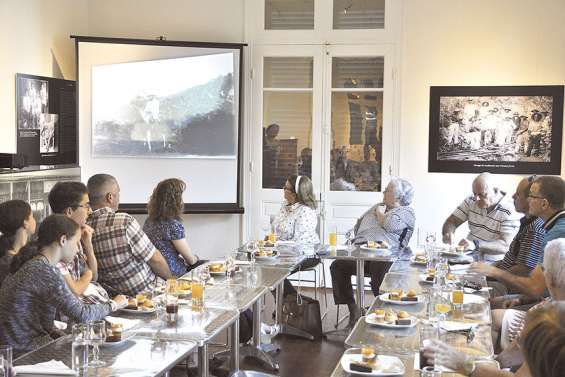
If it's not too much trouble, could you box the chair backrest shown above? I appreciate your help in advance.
[399,226,414,248]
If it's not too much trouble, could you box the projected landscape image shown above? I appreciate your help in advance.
[91,53,237,158]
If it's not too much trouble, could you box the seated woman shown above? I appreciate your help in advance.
[489,238,565,368]
[0,215,126,357]
[423,301,565,377]
[143,178,203,277]
[272,175,320,296]
[330,178,415,326]
[0,200,36,287]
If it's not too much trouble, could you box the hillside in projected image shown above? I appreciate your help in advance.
[91,52,237,158]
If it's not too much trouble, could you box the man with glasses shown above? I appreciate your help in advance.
[442,173,520,261]
[470,175,565,301]
[469,176,545,296]
[48,181,103,301]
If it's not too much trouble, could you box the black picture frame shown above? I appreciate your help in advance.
[428,85,563,175]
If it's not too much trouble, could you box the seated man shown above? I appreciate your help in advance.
[470,176,545,296]
[470,175,565,301]
[330,178,415,327]
[86,174,172,296]
[442,172,520,261]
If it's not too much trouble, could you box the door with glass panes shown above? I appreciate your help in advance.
[250,44,393,244]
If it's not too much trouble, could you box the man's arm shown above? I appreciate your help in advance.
[475,232,515,255]
[472,263,546,297]
[147,249,173,280]
[442,215,464,244]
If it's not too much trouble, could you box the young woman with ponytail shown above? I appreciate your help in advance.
[0,214,127,357]
[0,200,36,286]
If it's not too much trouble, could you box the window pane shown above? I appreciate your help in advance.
[330,92,382,192]
[332,57,384,88]
[264,57,313,88]
[265,0,315,30]
[333,0,385,29]
[263,92,312,189]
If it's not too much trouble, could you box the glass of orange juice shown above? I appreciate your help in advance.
[329,226,337,247]
[268,232,277,243]
[452,289,464,305]
[191,279,204,311]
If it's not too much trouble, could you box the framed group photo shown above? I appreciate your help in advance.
[428,85,563,175]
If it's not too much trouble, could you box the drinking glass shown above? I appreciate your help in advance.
[419,323,437,370]
[166,294,180,323]
[166,278,178,295]
[86,320,106,367]
[198,265,211,285]
[71,324,89,375]
[328,226,338,247]
[451,285,465,320]
[0,346,12,377]
[191,277,204,311]
[225,253,236,281]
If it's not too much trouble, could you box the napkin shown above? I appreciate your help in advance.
[440,321,476,332]
[14,360,75,375]
[105,316,140,331]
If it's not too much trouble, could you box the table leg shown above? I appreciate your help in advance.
[230,317,240,372]
[198,344,209,377]
[240,300,280,370]
[356,259,365,314]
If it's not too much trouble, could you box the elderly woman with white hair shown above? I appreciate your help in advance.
[330,178,416,327]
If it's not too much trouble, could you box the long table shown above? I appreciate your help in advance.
[14,334,197,377]
[331,257,497,376]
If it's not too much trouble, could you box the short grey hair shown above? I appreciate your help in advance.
[544,239,565,289]
[87,173,117,205]
[388,178,414,206]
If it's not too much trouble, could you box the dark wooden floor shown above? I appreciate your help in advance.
[171,288,375,377]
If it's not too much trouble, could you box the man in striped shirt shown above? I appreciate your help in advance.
[469,176,545,295]
[442,173,521,261]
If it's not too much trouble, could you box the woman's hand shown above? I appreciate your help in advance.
[422,339,468,375]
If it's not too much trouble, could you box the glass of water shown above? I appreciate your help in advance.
[71,324,88,375]
[225,253,236,281]
[0,346,12,377]
[87,320,106,367]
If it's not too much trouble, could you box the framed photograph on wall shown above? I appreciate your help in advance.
[428,85,563,175]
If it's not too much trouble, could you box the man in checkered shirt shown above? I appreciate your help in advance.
[442,173,521,262]
[86,174,172,296]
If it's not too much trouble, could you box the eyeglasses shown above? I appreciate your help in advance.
[73,204,92,210]
[527,194,545,200]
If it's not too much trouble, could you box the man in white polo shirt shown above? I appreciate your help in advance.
[442,173,521,261]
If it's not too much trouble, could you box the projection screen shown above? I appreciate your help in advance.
[74,36,244,213]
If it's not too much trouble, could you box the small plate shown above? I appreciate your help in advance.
[379,293,423,305]
[101,332,136,347]
[341,349,405,376]
[254,250,279,260]
[420,274,435,284]
[365,313,418,328]
[360,245,391,253]
[410,255,428,265]
[119,306,158,315]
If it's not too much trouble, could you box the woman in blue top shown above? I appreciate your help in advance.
[144,178,203,277]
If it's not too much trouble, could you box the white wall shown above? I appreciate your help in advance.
[86,0,246,259]
[0,0,89,153]
[399,0,565,243]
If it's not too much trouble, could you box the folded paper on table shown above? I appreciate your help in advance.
[105,316,140,331]
[14,360,75,375]
[440,321,476,332]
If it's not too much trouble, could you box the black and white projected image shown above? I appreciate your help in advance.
[91,53,237,158]
[39,114,58,153]
[437,95,553,163]
[18,77,48,130]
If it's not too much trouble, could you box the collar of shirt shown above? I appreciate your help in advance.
[544,209,565,230]
[91,206,114,216]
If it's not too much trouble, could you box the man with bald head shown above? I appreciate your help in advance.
[87,174,172,296]
[442,173,520,260]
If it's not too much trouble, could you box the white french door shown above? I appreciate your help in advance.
[249,44,396,245]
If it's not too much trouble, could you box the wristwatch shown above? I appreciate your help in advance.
[463,357,476,376]
[473,239,480,250]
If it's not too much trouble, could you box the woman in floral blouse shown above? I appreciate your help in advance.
[273,175,320,296]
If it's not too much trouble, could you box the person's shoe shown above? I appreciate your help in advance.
[347,306,362,328]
